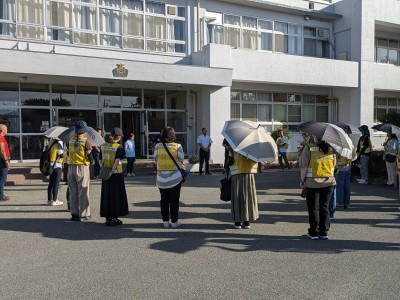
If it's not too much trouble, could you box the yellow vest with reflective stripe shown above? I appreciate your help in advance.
[230,152,257,175]
[69,136,90,165]
[384,139,397,155]
[306,143,335,178]
[101,142,123,173]
[360,136,372,153]
[157,143,179,171]
[48,142,63,163]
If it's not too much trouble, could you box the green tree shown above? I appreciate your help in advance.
[271,127,291,141]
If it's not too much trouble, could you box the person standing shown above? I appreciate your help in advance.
[383,133,398,188]
[230,151,259,229]
[47,138,64,206]
[68,120,93,221]
[100,127,129,226]
[92,127,102,179]
[356,125,372,184]
[222,138,230,174]
[197,127,212,175]
[335,153,353,209]
[0,124,10,201]
[276,130,291,171]
[154,126,184,228]
[124,132,136,176]
[299,136,336,240]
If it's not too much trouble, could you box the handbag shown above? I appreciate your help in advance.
[220,176,231,201]
[301,187,308,198]
[385,154,396,163]
[98,166,112,180]
[162,142,187,183]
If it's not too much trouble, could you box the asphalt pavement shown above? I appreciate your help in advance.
[0,169,399,300]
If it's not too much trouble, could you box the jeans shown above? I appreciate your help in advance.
[278,152,291,170]
[360,155,369,181]
[93,151,100,177]
[199,149,210,174]
[47,167,62,201]
[0,167,8,199]
[159,183,181,223]
[329,186,336,217]
[306,186,334,236]
[336,169,351,206]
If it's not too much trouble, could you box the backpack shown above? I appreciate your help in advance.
[39,141,58,176]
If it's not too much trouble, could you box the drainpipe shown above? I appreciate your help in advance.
[196,0,201,52]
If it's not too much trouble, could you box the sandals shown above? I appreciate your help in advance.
[105,218,123,226]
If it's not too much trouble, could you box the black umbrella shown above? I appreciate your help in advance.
[371,123,400,135]
[299,122,353,149]
[333,122,361,135]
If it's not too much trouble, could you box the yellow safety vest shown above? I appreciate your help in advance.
[359,136,371,154]
[48,141,63,164]
[69,136,90,165]
[306,143,335,178]
[101,142,123,173]
[230,152,257,175]
[340,156,352,165]
[156,143,179,171]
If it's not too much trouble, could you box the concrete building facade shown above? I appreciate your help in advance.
[0,0,398,163]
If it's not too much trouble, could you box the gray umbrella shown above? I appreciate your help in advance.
[299,122,354,153]
[371,123,400,135]
[58,126,105,147]
[43,126,69,139]
[333,122,361,135]
[221,120,277,162]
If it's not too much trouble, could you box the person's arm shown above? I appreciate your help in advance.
[299,145,310,188]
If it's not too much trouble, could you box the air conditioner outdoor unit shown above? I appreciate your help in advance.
[167,6,177,16]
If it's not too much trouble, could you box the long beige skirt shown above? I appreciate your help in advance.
[231,174,259,222]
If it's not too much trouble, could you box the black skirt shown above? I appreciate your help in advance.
[100,173,129,218]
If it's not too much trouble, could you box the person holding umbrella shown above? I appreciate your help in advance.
[68,120,93,221]
[383,132,398,188]
[356,125,372,184]
[299,136,336,240]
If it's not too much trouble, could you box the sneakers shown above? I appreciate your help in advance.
[127,173,131,177]
[0,196,10,201]
[233,222,242,229]
[47,200,63,206]
[242,221,251,229]
[70,215,81,222]
[130,173,135,177]
[357,179,368,184]
[307,233,319,240]
[171,220,182,228]
[163,221,170,228]
[318,234,329,240]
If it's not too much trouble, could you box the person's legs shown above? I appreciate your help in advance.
[278,154,284,170]
[199,149,205,174]
[77,165,90,218]
[343,169,351,207]
[159,188,170,222]
[329,186,336,218]
[335,171,344,206]
[306,188,319,236]
[205,151,210,173]
[282,153,291,170]
[0,167,8,200]
[318,186,334,236]
[47,171,56,201]
[52,168,63,201]
[387,162,397,186]
[361,156,369,181]
[93,152,100,177]
[169,183,182,223]
[68,165,79,218]
[126,157,133,174]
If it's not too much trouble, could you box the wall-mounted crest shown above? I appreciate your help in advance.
[112,64,128,78]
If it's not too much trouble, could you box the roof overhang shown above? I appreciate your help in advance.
[217,0,342,22]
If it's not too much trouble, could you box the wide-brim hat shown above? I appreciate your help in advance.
[111,127,124,137]
[75,120,88,134]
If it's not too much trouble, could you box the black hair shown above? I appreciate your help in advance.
[318,141,330,154]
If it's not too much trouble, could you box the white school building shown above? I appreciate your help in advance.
[0,0,398,163]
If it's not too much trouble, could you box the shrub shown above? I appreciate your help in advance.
[188,154,200,164]
[271,127,291,141]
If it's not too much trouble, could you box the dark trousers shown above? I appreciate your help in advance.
[63,164,68,182]
[126,157,135,174]
[199,149,210,174]
[278,152,291,170]
[159,183,181,223]
[306,186,334,236]
[93,151,100,177]
[0,166,8,199]
[47,168,62,201]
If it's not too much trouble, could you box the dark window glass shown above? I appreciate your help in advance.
[21,108,50,133]
[21,84,50,106]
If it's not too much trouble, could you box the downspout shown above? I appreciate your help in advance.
[197,0,201,52]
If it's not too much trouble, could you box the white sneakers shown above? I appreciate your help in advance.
[47,200,63,206]
[163,220,182,228]
[357,179,368,184]
[127,173,135,177]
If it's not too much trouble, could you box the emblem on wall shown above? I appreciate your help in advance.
[112,64,128,78]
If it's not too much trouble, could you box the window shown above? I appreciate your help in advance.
[376,37,400,66]
[47,1,71,28]
[374,97,400,122]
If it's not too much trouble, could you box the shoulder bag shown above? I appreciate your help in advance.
[162,142,187,183]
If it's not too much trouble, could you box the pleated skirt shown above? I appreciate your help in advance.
[100,173,129,218]
[231,174,259,222]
